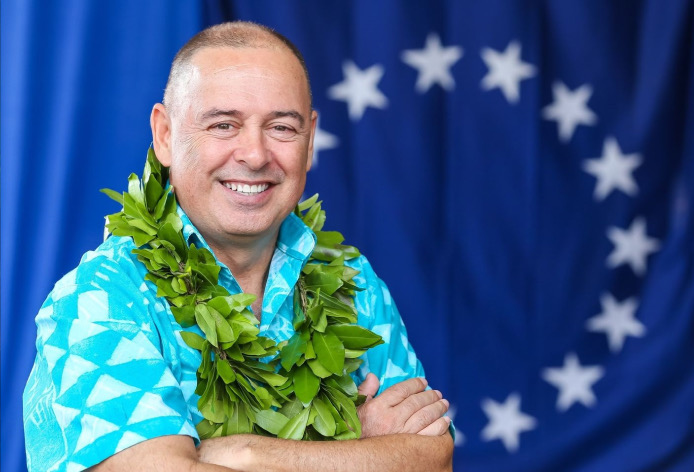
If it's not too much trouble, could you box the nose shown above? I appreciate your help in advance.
[233,126,271,170]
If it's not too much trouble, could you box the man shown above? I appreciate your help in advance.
[23,21,453,471]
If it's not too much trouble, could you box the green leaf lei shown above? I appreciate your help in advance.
[102,148,383,440]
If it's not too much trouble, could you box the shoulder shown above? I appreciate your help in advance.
[42,235,153,324]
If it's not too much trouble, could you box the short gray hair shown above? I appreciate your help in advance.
[163,21,312,117]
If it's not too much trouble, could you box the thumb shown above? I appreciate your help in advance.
[358,373,380,400]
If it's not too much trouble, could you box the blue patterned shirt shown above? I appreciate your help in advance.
[23,207,425,471]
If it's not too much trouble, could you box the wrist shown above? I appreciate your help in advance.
[197,435,255,471]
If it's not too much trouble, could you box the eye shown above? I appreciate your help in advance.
[215,123,232,130]
[267,124,298,141]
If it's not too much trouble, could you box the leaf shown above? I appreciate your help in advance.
[311,397,337,437]
[196,419,219,440]
[292,291,306,331]
[153,189,172,221]
[208,296,233,317]
[312,331,345,375]
[328,374,358,399]
[216,359,237,384]
[229,293,256,311]
[144,175,164,212]
[279,396,304,419]
[344,358,362,374]
[297,193,319,212]
[226,402,253,435]
[305,340,316,360]
[127,173,144,204]
[225,343,244,362]
[195,304,218,347]
[100,188,124,206]
[278,406,310,440]
[211,307,235,343]
[334,430,358,440]
[171,305,195,327]
[316,230,345,248]
[307,359,333,378]
[180,331,205,351]
[254,409,289,435]
[280,332,308,371]
[158,221,187,258]
[255,370,289,387]
[325,386,361,438]
[200,390,225,423]
[344,348,367,359]
[326,325,384,350]
[293,365,320,404]
[304,269,343,295]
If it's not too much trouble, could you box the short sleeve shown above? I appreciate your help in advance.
[350,257,457,439]
[23,255,198,472]
[351,257,426,393]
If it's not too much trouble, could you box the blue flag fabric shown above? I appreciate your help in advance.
[2,1,693,471]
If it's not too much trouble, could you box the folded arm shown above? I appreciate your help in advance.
[199,430,453,472]
[90,376,453,472]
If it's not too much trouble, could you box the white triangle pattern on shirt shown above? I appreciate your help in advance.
[74,414,120,452]
[66,462,88,472]
[37,306,57,343]
[383,359,410,381]
[77,291,110,322]
[106,335,160,366]
[126,392,182,425]
[115,431,148,451]
[153,369,178,389]
[43,345,67,371]
[67,320,108,348]
[86,374,141,407]
[59,354,99,395]
[52,403,81,429]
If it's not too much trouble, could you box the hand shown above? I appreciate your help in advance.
[357,374,451,438]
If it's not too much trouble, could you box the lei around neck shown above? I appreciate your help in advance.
[102,148,383,440]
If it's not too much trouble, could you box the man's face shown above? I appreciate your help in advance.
[162,46,316,250]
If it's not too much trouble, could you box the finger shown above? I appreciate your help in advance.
[395,389,442,417]
[377,377,428,406]
[403,398,449,433]
[417,416,452,436]
[357,373,380,400]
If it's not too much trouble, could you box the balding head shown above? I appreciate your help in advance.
[163,21,312,118]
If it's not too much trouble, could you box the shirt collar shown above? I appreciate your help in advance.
[177,205,316,271]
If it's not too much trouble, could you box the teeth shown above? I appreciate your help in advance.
[224,182,269,195]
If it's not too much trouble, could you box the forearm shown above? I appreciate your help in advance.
[198,432,454,472]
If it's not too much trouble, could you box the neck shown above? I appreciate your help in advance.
[207,232,277,318]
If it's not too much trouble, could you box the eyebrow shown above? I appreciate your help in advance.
[271,110,305,127]
[198,108,306,128]
[199,108,242,121]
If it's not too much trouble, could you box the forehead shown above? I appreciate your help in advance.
[185,46,310,109]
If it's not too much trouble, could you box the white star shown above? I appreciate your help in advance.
[606,217,660,276]
[401,32,463,93]
[480,40,536,104]
[481,393,537,453]
[311,117,339,168]
[542,81,597,142]
[586,293,645,352]
[583,137,642,200]
[447,404,465,447]
[327,60,388,121]
[542,353,604,412]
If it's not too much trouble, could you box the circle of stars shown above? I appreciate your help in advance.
[313,31,662,455]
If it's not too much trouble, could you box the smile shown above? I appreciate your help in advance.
[223,182,270,195]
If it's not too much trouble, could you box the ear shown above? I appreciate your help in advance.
[150,103,173,167]
[306,109,318,171]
